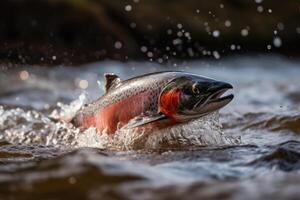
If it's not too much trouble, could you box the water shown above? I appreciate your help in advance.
[0,55,300,199]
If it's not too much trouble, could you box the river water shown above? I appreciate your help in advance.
[0,55,300,199]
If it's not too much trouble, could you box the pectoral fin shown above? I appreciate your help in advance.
[124,113,168,129]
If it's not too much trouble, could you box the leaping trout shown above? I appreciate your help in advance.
[71,71,234,134]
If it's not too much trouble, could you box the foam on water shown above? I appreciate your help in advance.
[0,106,79,147]
[111,112,240,150]
[49,93,90,122]
[0,93,240,150]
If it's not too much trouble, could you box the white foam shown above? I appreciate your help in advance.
[0,96,239,150]
[50,93,89,122]
[111,111,240,150]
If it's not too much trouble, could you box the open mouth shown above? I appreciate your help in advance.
[208,88,234,103]
[194,83,234,110]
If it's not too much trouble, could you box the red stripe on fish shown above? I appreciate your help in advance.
[71,72,234,135]
[93,91,152,134]
[159,90,180,121]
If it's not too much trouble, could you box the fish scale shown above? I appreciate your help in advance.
[71,71,233,134]
[72,72,179,134]
[78,72,176,116]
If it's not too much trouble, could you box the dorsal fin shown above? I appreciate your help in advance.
[104,73,121,92]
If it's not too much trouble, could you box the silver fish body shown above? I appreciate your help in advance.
[72,71,233,134]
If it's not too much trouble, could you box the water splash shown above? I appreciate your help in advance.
[111,112,240,150]
[50,93,89,122]
[0,95,240,150]
[0,106,79,148]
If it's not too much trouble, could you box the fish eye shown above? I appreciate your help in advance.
[192,83,200,94]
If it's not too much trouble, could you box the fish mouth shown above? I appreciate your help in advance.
[207,88,234,104]
[194,82,234,114]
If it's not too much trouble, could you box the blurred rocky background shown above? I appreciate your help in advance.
[1,0,300,65]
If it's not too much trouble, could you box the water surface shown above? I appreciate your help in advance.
[0,55,300,199]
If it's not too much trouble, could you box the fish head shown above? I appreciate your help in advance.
[159,74,234,122]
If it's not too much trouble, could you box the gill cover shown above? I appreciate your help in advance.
[158,81,181,121]
[124,80,181,129]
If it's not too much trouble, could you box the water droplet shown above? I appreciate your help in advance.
[273,37,282,47]
[125,5,132,12]
[230,44,236,50]
[241,29,249,36]
[213,51,220,59]
[184,32,191,38]
[212,30,220,37]
[257,6,264,12]
[19,70,29,81]
[277,23,284,31]
[177,23,183,29]
[78,80,89,89]
[114,41,122,49]
[147,52,153,58]
[177,31,183,37]
[130,22,136,28]
[225,20,231,27]
[173,38,182,45]
[140,46,147,53]
[97,81,102,89]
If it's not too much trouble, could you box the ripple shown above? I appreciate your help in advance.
[250,140,300,171]
[243,114,300,134]
[222,111,300,134]
[1,147,298,200]
[0,149,146,199]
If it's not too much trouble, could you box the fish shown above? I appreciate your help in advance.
[71,71,234,134]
